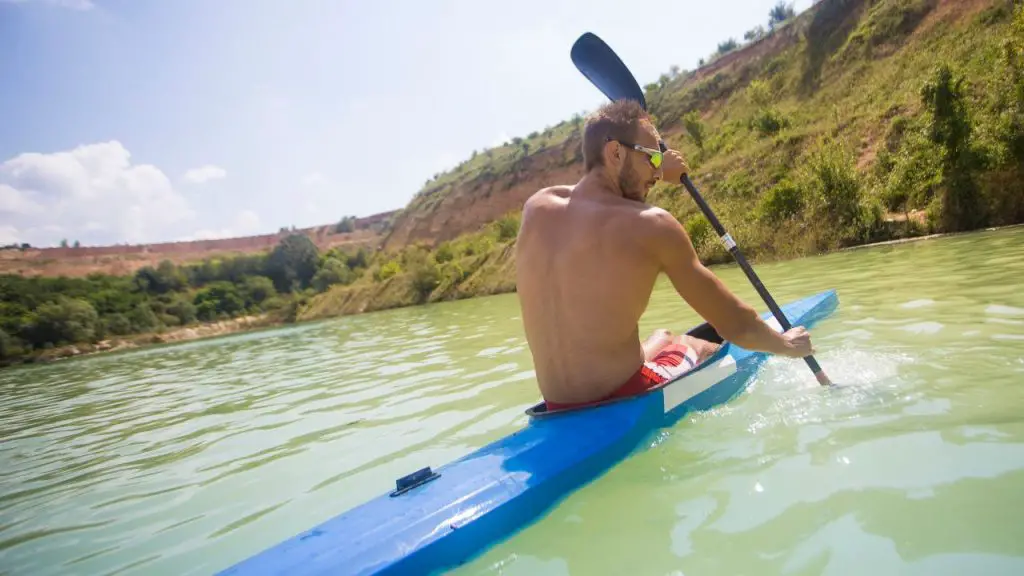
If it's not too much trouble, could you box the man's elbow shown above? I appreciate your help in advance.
[712,310,761,346]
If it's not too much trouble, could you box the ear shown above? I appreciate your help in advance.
[602,140,621,167]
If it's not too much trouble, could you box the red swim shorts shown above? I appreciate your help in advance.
[544,342,700,412]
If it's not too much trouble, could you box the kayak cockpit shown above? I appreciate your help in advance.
[525,320,725,419]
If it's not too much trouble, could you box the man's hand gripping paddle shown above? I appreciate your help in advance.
[570,32,833,387]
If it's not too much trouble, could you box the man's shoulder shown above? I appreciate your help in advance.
[526,185,572,204]
[523,185,572,216]
[629,203,679,231]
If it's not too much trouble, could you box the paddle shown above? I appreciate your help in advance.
[570,32,832,387]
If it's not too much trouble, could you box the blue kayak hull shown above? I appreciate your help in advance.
[219,290,839,576]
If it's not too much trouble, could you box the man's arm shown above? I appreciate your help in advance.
[644,208,811,357]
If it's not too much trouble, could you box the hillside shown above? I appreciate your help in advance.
[380,0,1019,255]
[304,0,1024,320]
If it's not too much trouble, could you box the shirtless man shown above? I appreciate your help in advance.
[515,99,814,410]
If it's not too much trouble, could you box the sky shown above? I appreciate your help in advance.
[0,0,813,248]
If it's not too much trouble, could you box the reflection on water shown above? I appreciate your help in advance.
[2,227,1024,576]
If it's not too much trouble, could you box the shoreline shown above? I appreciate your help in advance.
[838,223,1024,252]
[8,223,1023,369]
[7,314,275,368]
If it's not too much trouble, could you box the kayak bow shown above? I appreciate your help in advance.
[218,290,839,576]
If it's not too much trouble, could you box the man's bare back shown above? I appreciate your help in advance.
[515,185,714,404]
[515,99,815,408]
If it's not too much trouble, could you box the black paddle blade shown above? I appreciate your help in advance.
[570,32,647,111]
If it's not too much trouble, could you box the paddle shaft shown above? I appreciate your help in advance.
[677,170,831,385]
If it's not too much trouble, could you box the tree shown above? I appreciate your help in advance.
[194,282,245,320]
[128,302,160,332]
[165,296,197,325]
[265,234,320,292]
[311,258,357,292]
[921,64,986,231]
[73,240,81,249]
[717,38,739,55]
[0,328,26,361]
[769,1,796,29]
[346,248,368,270]
[241,276,277,308]
[60,239,68,248]
[744,25,766,42]
[335,216,357,233]
[134,260,186,294]
[25,296,100,347]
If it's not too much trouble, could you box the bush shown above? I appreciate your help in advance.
[751,108,790,136]
[747,80,773,109]
[240,275,277,307]
[193,282,245,321]
[684,214,713,251]
[128,302,160,332]
[882,129,944,210]
[758,179,805,222]
[495,215,520,242]
[682,111,706,151]
[165,296,197,325]
[798,138,866,241]
[26,297,101,347]
[410,263,442,302]
[159,313,180,328]
[103,313,133,336]
[312,259,357,292]
[0,329,25,361]
[346,249,369,270]
[434,243,455,264]
[374,260,401,282]
[746,79,789,136]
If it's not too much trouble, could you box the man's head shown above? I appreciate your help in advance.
[582,99,663,202]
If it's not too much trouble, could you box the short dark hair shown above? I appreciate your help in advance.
[582,99,650,171]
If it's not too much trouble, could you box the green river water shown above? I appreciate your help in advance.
[2,226,1023,576]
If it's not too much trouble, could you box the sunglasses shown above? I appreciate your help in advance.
[610,139,663,168]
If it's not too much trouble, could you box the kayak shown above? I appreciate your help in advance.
[218,289,839,576]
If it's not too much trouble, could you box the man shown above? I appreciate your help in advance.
[515,99,814,411]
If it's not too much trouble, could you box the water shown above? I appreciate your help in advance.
[2,227,1023,576]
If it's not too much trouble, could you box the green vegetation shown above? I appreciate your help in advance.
[299,214,521,321]
[335,216,358,233]
[0,233,371,366]
[642,0,1024,263]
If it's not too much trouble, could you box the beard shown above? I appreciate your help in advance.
[617,162,654,202]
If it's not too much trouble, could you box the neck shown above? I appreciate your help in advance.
[577,168,623,199]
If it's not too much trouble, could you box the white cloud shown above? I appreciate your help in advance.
[183,210,262,241]
[0,141,196,246]
[0,184,44,215]
[0,0,95,10]
[182,165,227,184]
